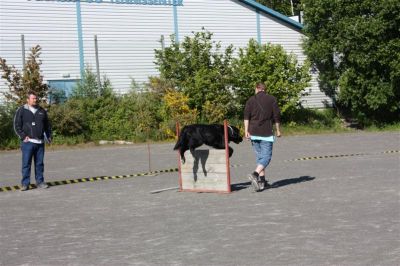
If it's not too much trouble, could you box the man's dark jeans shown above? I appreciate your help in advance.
[21,142,45,186]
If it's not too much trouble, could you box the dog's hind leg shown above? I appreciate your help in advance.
[179,145,189,164]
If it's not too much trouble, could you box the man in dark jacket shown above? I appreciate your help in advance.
[13,91,52,191]
[244,82,281,192]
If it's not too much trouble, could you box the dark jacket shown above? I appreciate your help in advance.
[13,104,52,141]
[244,91,281,137]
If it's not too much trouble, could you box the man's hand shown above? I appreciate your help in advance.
[245,131,251,140]
[244,120,250,140]
[275,123,282,138]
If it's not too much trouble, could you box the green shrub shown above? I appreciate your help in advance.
[0,104,18,149]
[233,39,311,116]
[72,65,114,98]
[49,91,163,142]
[154,29,236,117]
[48,100,86,136]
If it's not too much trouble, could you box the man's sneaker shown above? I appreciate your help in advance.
[258,180,271,191]
[258,177,270,191]
[20,185,28,191]
[259,180,265,191]
[248,173,261,192]
[37,182,49,189]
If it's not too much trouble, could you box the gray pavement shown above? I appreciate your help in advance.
[0,132,399,265]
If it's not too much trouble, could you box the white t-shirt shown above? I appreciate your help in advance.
[28,105,37,114]
[27,105,43,144]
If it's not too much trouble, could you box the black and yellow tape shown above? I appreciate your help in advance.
[284,150,399,162]
[382,150,400,154]
[284,153,368,162]
[1,150,398,193]
[0,168,178,193]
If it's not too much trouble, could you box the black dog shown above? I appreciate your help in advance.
[173,124,243,163]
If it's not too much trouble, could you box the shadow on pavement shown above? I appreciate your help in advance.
[231,176,315,192]
[270,175,315,188]
[231,181,251,191]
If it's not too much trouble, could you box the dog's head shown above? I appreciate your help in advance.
[227,125,243,144]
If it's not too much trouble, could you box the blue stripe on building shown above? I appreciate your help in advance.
[173,3,179,43]
[256,10,261,44]
[76,1,85,76]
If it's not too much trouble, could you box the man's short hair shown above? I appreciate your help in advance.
[256,82,266,91]
[27,91,37,98]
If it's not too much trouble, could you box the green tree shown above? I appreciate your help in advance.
[0,45,49,106]
[154,29,236,120]
[72,65,114,98]
[233,39,311,115]
[303,0,400,122]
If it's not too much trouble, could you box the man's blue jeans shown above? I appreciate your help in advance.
[251,140,273,168]
[21,142,45,186]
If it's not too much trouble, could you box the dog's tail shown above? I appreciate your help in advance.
[173,127,186,150]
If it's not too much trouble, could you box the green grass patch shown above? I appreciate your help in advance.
[363,122,400,132]
[282,123,354,136]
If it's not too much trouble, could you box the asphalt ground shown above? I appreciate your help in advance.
[0,132,399,266]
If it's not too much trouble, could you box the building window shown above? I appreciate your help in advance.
[48,79,79,104]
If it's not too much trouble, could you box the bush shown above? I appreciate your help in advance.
[233,39,311,116]
[160,89,198,138]
[48,100,86,136]
[0,104,19,149]
[154,29,236,117]
[72,65,114,98]
[47,91,164,142]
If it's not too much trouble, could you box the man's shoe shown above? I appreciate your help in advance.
[248,173,261,192]
[259,180,265,191]
[258,180,272,191]
[20,185,28,191]
[258,176,271,191]
[37,182,49,189]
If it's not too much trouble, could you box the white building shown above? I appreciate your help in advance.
[0,0,330,107]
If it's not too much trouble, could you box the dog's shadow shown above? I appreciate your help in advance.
[231,175,316,191]
[192,150,210,182]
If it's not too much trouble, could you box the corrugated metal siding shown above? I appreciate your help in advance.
[302,72,330,108]
[178,0,257,50]
[80,2,174,94]
[0,0,331,107]
[0,0,80,101]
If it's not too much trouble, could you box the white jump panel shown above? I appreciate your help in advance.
[179,149,230,193]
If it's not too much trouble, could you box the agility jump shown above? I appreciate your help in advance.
[174,120,243,193]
